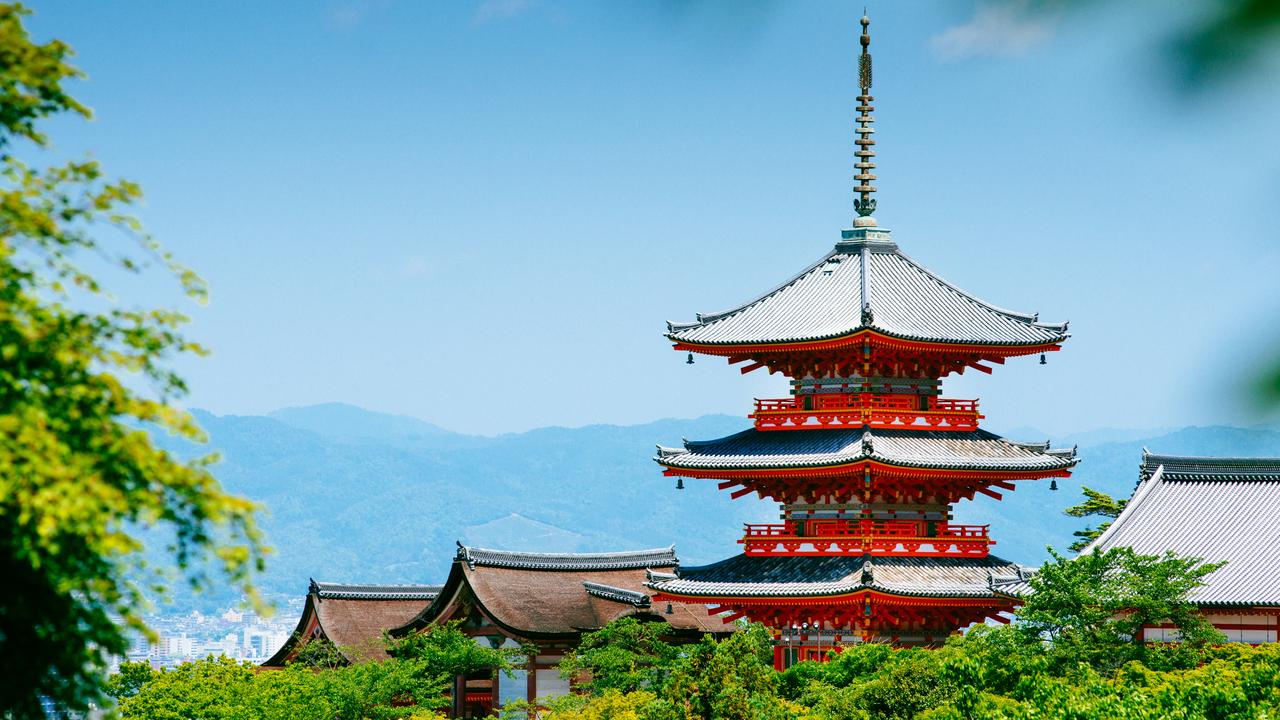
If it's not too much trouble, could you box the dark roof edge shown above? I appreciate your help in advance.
[583,581,651,608]
[311,580,443,601]
[455,542,679,571]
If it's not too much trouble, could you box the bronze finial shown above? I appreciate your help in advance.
[853,14,877,224]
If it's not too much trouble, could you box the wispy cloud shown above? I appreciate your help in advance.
[475,0,536,25]
[399,255,434,279]
[329,0,391,30]
[931,2,1054,62]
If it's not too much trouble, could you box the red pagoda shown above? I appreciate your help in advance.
[646,15,1078,668]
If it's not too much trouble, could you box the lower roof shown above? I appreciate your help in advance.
[657,427,1077,474]
[1087,451,1280,607]
[648,553,1027,601]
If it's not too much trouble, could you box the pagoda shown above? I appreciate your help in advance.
[646,15,1078,668]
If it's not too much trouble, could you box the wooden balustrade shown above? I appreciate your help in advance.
[750,393,982,432]
[739,521,993,557]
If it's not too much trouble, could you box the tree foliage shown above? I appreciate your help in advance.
[117,656,447,720]
[1063,486,1127,552]
[1016,547,1225,674]
[0,4,264,715]
[559,617,682,694]
[386,619,526,679]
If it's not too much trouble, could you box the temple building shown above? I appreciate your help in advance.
[1084,451,1280,644]
[264,580,443,665]
[392,545,728,717]
[267,545,728,718]
[646,15,1077,668]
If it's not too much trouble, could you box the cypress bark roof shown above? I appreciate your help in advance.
[656,427,1077,473]
[1085,450,1280,606]
[263,581,441,667]
[394,544,727,640]
[667,230,1068,349]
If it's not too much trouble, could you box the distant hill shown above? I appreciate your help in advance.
[267,402,463,445]
[159,406,1280,611]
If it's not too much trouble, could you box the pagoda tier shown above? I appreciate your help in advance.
[656,427,1076,504]
[667,229,1068,378]
[646,554,1027,645]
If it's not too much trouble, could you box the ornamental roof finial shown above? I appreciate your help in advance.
[853,12,878,227]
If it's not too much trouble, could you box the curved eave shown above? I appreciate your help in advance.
[669,329,1067,357]
[262,593,320,667]
[656,456,1077,480]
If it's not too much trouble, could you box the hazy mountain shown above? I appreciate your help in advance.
[161,406,1280,611]
[267,402,460,444]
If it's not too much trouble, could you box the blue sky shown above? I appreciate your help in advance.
[25,1,1280,436]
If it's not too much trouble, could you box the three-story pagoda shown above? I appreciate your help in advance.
[646,16,1078,668]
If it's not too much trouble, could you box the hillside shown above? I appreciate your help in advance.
[162,405,1280,609]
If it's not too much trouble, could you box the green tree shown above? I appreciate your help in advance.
[559,617,682,694]
[654,624,791,720]
[290,635,346,669]
[116,655,449,720]
[386,620,524,679]
[0,4,264,715]
[103,660,156,701]
[1063,486,1127,552]
[1015,547,1225,673]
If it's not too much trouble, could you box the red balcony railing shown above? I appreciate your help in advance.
[750,393,982,432]
[739,521,993,557]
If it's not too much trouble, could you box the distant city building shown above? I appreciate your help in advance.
[646,14,1075,669]
[1085,451,1280,643]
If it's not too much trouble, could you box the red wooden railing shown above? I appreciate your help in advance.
[739,521,992,557]
[750,393,982,432]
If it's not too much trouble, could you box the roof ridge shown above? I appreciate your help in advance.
[457,544,679,571]
[311,581,443,600]
[1140,452,1280,481]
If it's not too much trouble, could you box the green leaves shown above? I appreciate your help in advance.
[116,656,449,720]
[559,617,683,695]
[0,4,263,716]
[1016,547,1225,674]
[1063,486,1127,552]
[0,4,88,149]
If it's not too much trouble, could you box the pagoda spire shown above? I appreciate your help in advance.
[853,13,877,226]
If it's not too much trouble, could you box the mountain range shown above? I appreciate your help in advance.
[155,403,1280,611]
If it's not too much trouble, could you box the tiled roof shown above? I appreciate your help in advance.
[667,230,1068,348]
[583,581,652,608]
[647,554,1028,599]
[310,580,442,601]
[456,543,679,571]
[656,428,1077,473]
[1087,451,1280,606]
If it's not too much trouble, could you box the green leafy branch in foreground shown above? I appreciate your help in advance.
[0,3,265,716]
